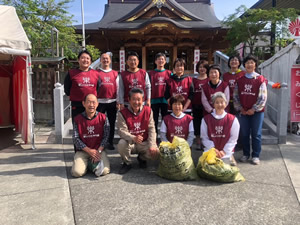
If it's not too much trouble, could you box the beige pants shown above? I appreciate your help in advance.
[71,150,110,178]
[117,139,155,165]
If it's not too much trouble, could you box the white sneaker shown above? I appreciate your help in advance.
[230,155,237,166]
[239,155,249,163]
[252,157,260,165]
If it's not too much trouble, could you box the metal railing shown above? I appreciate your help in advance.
[53,83,71,144]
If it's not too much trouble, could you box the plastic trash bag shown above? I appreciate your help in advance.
[157,136,198,181]
[88,159,105,177]
[196,148,245,183]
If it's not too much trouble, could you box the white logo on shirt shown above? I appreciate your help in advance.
[132,78,139,86]
[215,126,223,134]
[176,86,183,93]
[175,126,183,134]
[83,77,90,84]
[158,77,164,83]
[134,122,141,130]
[104,77,110,83]
[244,84,252,92]
[87,126,95,134]
[229,79,235,87]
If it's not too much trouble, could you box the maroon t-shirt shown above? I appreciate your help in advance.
[192,77,208,105]
[149,69,171,99]
[97,70,118,99]
[167,76,193,109]
[204,113,235,151]
[163,114,193,143]
[69,69,99,102]
[121,69,147,103]
[120,106,151,142]
[75,112,106,150]
[223,70,246,99]
[237,75,265,112]
[202,81,229,114]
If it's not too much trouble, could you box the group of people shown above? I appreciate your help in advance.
[64,50,267,178]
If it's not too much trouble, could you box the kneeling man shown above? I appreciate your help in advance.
[117,88,159,174]
[71,93,110,177]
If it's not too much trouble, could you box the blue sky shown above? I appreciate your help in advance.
[68,0,259,25]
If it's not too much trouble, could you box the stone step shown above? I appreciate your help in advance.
[63,132,278,145]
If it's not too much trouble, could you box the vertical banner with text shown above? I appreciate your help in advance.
[194,49,200,74]
[290,66,300,122]
[119,50,125,72]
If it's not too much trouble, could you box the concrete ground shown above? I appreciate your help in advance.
[0,129,300,225]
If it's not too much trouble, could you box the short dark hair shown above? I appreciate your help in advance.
[155,52,166,61]
[78,50,92,61]
[127,51,139,60]
[196,60,209,74]
[208,64,222,77]
[169,94,185,107]
[129,88,144,99]
[173,58,186,68]
[243,54,258,67]
[228,55,242,69]
[83,93,97,102]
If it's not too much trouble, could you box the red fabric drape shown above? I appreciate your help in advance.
[13,56,28,143]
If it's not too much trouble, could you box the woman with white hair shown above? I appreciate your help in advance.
[201,92,240,165]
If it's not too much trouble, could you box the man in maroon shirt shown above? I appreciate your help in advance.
[116,88,159,174]
[71,94,110,177]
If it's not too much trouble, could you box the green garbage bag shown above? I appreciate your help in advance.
[157,136,198,181]
[196,148,245,183]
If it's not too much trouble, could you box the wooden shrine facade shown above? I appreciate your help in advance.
[76,0,229,73]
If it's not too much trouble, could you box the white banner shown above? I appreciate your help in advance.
[119,50,125,72]
[194,49,200,74]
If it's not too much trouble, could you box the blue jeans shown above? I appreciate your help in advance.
[238,112,264,158]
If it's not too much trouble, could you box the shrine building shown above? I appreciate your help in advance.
[75,0,229,73]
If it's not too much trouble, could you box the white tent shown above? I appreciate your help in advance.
[0,5,34,145]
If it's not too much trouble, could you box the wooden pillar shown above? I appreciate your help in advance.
[208,49,212,64]
[142,46,146,70]
[172,45,177,71]
[173,45,178,62]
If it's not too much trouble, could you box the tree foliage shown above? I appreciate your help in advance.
[86,45,101,62]
[223,5,299,55]
[1,0,80,59]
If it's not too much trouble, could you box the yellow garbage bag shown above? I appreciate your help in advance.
[197,148,245,183]
[157,136,198,181]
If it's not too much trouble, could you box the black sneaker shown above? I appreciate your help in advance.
[137,155,147,168]
[119,163,132,174]
[106,143,115,150]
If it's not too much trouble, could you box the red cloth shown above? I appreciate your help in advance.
[69,69,98,102]
[192,77,208,105]
[13,56,28,142]
[163,114,193,142]
[121,69,147,103]
[223,71,246,98]
[149,70,171,99]
[204,113,235,150]
[237,75,265,112]
[97,70,118,99]
[75,112,106,150]
[202,81,229,114]
[167,76,193,109]
[120,106,151,142]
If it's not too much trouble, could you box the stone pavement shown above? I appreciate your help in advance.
[0,129,300,225]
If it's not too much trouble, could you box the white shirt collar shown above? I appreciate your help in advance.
[211,109,227,119]
[171,112,185,119]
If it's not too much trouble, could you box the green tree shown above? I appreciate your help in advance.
[223,5,298,56]
[1,0,80,58]
[86,45,101,61]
